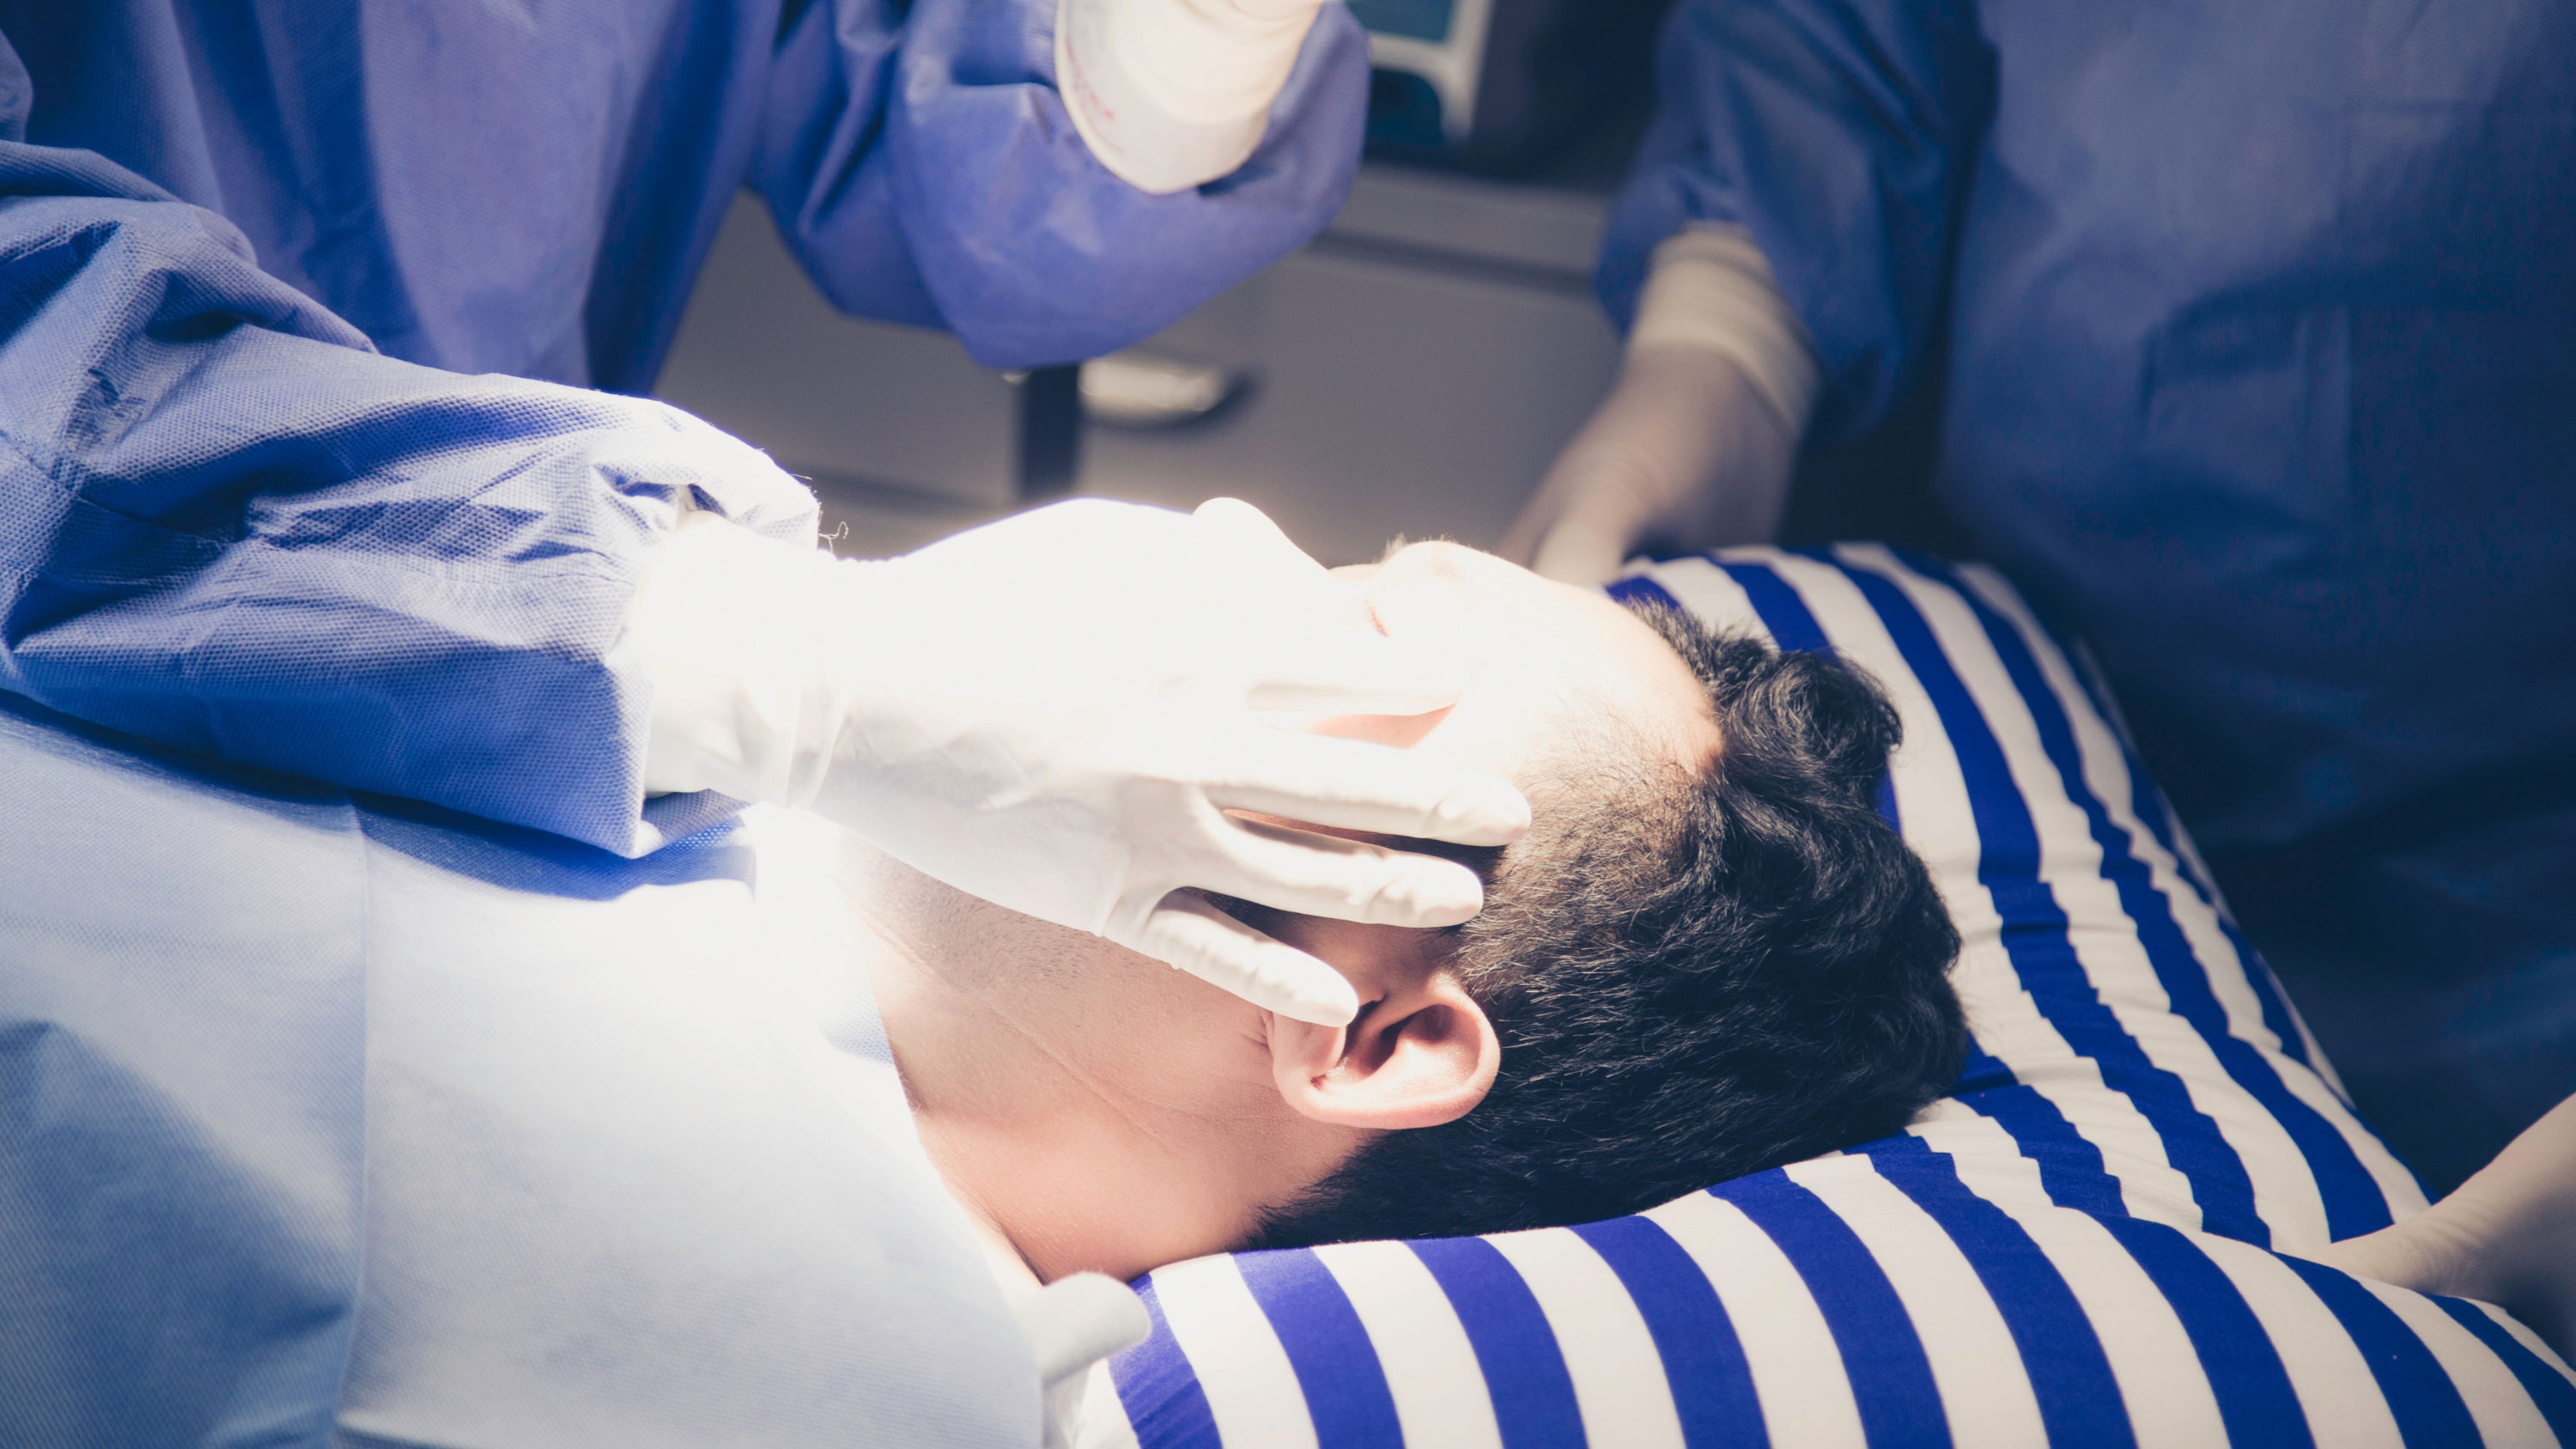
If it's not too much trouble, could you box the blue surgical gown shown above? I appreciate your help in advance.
[0,0,1366,855]
[0,690,1042,1447]
[1608,0,2576,1182]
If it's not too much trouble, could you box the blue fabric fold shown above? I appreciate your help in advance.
[0,691,1041,1447]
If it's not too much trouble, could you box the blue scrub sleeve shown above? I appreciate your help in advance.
[0,118,818,857]
[1601,0,1996,441]
[755,0,1370,371]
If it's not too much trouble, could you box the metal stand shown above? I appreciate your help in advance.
[1015,364,1083,502]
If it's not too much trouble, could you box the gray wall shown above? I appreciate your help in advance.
[653,166,1622,565]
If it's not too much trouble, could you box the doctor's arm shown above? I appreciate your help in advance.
[0,98,1514,1026]
[0,135,817,858]
[750,0,1369,372]
[1506,0,1996,581]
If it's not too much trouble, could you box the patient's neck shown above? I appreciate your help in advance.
[843,843,1352,1282]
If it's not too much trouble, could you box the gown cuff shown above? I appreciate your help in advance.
[1628,223,1825,435]
[623,511,867,809]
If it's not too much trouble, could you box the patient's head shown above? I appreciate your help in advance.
[858,541,1964,1282]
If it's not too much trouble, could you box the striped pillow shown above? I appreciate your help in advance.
[1071,546,2576,1448]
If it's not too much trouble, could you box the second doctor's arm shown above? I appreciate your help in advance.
[753,0,1370,370]
[1505,0,1996,581]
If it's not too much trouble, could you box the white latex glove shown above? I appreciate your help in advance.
[1502,225,1820,584]
[1008,1273,1151,1449]
[2319,1093,2576,1361]
[627,497,1529,1027]
[1055,0,1323,194]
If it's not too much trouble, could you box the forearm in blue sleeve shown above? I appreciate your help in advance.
[0,142,818,856]
[1600,0,1996,441]
[751,0,1368,370]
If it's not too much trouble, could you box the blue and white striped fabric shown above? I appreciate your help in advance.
[1071,546,2576,1448]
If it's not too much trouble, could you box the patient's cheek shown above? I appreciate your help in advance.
[1267,913,1431,980]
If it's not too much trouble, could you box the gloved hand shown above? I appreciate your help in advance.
[627,497,1529,1027]
[1055,0,1326,193]
[2320,1093,2576,1360]
[1500,346,1801,585]
[1502,224,1820,584]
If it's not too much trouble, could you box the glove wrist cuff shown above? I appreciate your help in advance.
[625,514,879,807]
[1627,223,1822,436]
[1055,0,1321,194]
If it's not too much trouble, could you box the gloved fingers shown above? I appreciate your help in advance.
[1188,497,1348,605]
[1010,1273,1151,1389]
[1508,345,1806,581]
[1205,728,1528,846]
[1242,632,1467,715]
[1496,482,1561,567]
[1502,449,1659,582]
[1188,813,1488,928]
[1526,510,1637,586]
[1189,496,1312,562]
[1188,497,1472,712]
[1540,440,1688,580]
[1125,890,1361,1026]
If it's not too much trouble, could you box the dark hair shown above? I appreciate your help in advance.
[1255,603,1966,1247]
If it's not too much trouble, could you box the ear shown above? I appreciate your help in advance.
[1268,970,1500,1130]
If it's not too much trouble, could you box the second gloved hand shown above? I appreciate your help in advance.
[1499,346,1801,585]
[1056,0,1326,193]
[629,498,1529,1026]
[1503,223,1820,584]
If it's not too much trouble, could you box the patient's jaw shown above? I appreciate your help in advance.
[860,542,1721,1282]
[852,857,1472,1283]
